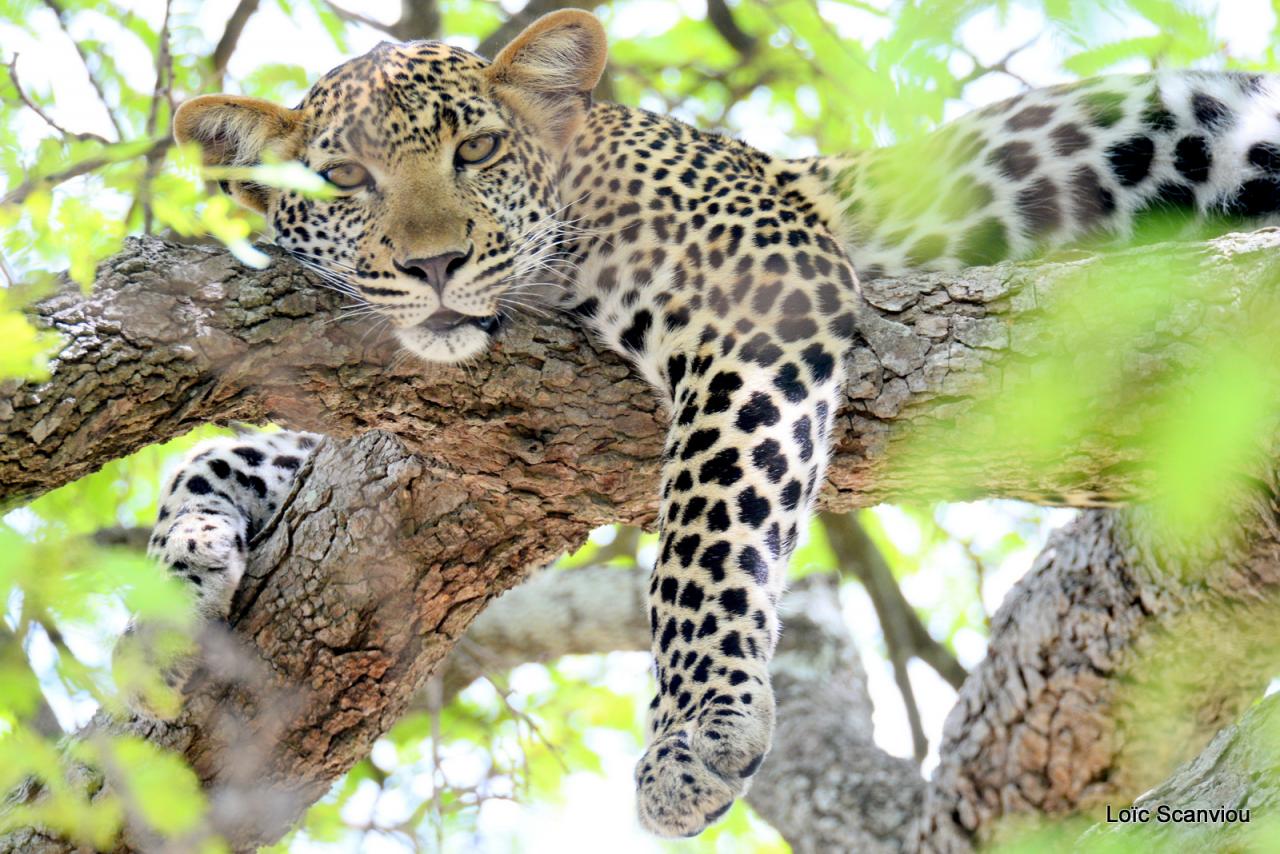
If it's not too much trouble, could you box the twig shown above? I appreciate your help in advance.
[210,0,261,84]
[956,35,1038,90]
[483,673,569,773]
[1,622,65,741]
[0,250,16,286]
[5,54,110,145]
[40,0,126,141]
[477,0,588,58]
[143,0,173,233]
[2,138,171,207]
[890,642,929,762]
[706,0,757,57]
[321,0,400,37]
[821,511,969,691]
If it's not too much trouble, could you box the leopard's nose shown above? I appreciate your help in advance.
[395,248,471,294]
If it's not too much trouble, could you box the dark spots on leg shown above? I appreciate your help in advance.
[674,534,701,568]
[704,371,742,414]
[620,309,653,353]
[232,446,264,467]
[1082,90,1125,128]
[739,333,783,368]
[1049,123,1091,157]
[736,486,770,528]
[906,233,947,267]
[1227,178,1280,216]
[956,217,1009,267]
[735,392,780,433]
[187,475,212,496]
[209,458,231,479]
[800,343,834,383]
[1005,104,1054,130]
[780,479,802,511]
[772,363,807,403]
[1191,92,1232,131]
[1140,89,1177,132]
[678,580,705,611]
[680,428,721,460]
[1106,135,1155,186]
[273,454,301,470]
[699,449,742,486]
[681,496,707,525]
[699,540,731,581]
[1016,177,1061,238]
[792,416,814,462]
[707,500,731,532]
[1175,135,1213,183]
[750,438,788,483]
[719,587,748,617]
[1248,142,1280,174]
[737,546,768,584]
[1069,165,1117,223]
[720,631,744,658]
[987,141,1037,180]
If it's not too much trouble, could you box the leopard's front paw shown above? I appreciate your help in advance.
[635,685,774,837]
[111,621,198,721]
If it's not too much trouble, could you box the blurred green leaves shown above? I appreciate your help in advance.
[3,0,1280,851]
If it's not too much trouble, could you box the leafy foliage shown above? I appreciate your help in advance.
[2,0,1279,851]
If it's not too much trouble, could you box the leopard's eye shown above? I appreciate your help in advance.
[320,162,373,190]
[455,134,500,166]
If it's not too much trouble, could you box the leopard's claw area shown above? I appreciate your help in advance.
[635,699,772,837]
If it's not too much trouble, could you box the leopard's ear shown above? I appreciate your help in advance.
[486,9,607,147]
[173,94,304,213]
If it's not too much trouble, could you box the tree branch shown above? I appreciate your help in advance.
[39,0,125,141]
[10,229,1280,512]
[4,230,1280,849]
[706,0,757,57]
[919,495,1280,851]
[210,0,261,84]
[822,511,968,690]
[4,54,110,145]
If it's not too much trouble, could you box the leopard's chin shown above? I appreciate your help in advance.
[394,319,500,364]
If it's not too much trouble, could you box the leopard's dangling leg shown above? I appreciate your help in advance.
[113,430,319,718]
[633,335,844,837]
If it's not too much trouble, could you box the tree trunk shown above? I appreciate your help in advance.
[4,231,1280,850]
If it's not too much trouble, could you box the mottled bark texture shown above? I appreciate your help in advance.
[4,229,1280,851]
[1083,692,1280,851]
[11,228,1280,511]
[919,488,1280,851]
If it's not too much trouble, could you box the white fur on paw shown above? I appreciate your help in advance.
[635,687,774,838]
[635,730,740,838]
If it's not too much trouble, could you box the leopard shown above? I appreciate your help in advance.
[127,8,1280,838]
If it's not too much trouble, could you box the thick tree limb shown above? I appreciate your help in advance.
[10,229,1280,512]
[918,491,1280,851]
[5,230,1280,850]
[1082,692,1280,851]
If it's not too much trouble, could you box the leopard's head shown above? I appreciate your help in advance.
[174,11,606,363]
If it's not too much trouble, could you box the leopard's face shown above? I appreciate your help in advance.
[277,42,568,362]
[174,12,607,363]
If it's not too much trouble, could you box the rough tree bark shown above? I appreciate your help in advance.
[4,229,1280,850]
